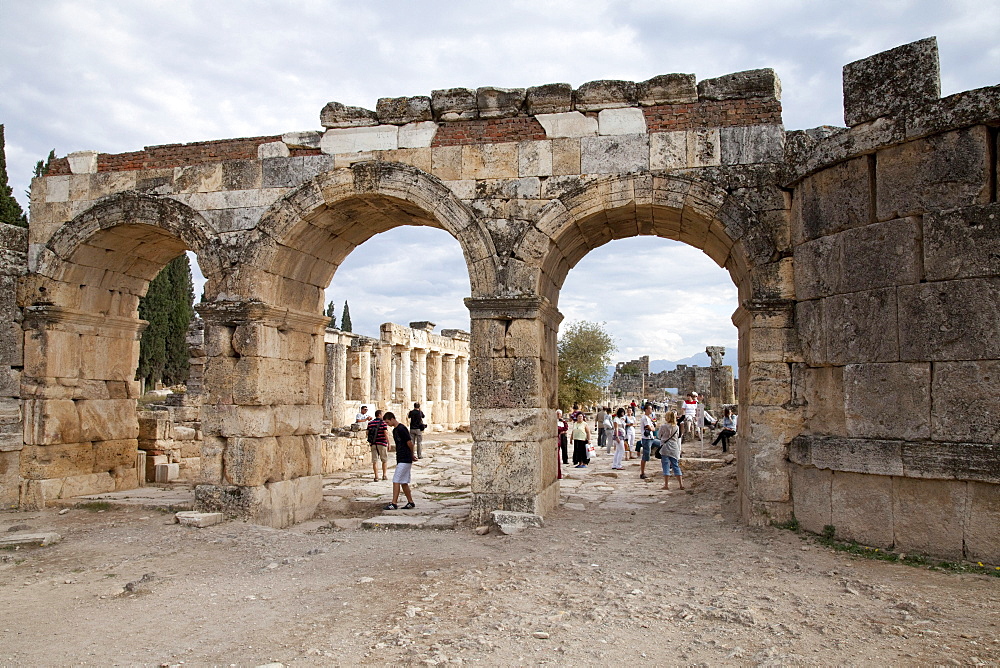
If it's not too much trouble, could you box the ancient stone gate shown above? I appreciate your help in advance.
[1,38,997,561]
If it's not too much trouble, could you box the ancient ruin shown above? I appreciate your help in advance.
[607,347,736,410]
[0,37,997,562]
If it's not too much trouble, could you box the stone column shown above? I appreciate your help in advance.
[426,351,442,425]
[465,296,562,524]
[348,342,373,404]
[375,343,392,408]
[323,340,347,428]
[0,223,26,508]
[441,353,457,427]
[411,348,428,405]
[18,305,144,507]
[195,301,327,528]
[397,346,412,410]
[457,356,469,426]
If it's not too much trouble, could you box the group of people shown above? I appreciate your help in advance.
[354,402,428,510]
[556,396,739,489]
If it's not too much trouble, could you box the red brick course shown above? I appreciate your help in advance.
[643,98,783,131]
[431,117,547,147]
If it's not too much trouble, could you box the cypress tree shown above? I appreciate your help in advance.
[325,300,337,328]
[340,300,352,332]
[0,125,28,228]
[137,254,195,389]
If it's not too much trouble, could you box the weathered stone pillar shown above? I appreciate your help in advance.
[457,356,469,426]
[397,346,412,410]
[465,296,562,524]
[411,348,428,405]
[195,301,326,528]
[323,340,347,428]
[426,351,442,424]
[348,341,373,403]
[17,305,144,507]
[374,342,392,408]
[441,353,456,426]
[0,223,27,509]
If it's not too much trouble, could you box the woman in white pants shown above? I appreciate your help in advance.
[624,406,637,458]
[611,407,626,470]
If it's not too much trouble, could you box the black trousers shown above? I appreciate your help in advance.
[559,433,569,463]
[713,428,736,452]
[572,439,590,465]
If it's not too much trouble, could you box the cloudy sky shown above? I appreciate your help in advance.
[2,1,997,361]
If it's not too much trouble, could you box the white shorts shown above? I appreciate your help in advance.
[392,462,412,484]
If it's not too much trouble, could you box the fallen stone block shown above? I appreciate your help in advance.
[0,532,61,548]
[175,511,224,528]
[492,510,543,535]
[421,516,457,530]
[154,463,179,483]
[361,515,427,529]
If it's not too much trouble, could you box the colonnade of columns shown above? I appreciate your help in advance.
[323,321,470,430]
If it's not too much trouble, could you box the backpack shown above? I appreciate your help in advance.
[366,422,379,445]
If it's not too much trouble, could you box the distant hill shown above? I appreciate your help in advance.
[604,348,736,382]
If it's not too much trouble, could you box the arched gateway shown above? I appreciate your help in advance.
[2,37,998,561]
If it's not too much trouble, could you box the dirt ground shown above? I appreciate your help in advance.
[2,437,999,667]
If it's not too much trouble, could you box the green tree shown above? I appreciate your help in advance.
[619,362,641,376]
[33,149,55,178]
[137,254,195,389]
[0,125,28,228]
[324,300,337,328]
[340,300,352,332]
[557,320,615,409]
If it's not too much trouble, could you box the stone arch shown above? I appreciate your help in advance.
[216,161,496,314]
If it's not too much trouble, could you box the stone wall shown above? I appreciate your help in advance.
[608,350,737,410]
[0,223,27,508]
[785,37,1000,562]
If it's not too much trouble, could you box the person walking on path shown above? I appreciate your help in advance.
[624,406,637,459]
[638,403,660,479]
[557,409,569,466]
[366,409,389,482]
[407,402,427,459]
[657,411,684,490]
[595,407,608,454]
[571,412,591,468]
[712,407,737,453]
[682,393,698,441]
[383,412,418,510]
[611,407,627,470]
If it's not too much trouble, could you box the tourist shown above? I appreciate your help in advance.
[407,402,427,459]
[355,404,372,425]
[638,403,659,479]
[682,393,698,441]
[611,407,626,470]
[595,406,608,453]
[602,408,614,454]
[570,402,583,422]
[657,411,684,490]
[367,409,389,482]
[624,406,636,459]
[383,412,417,510]
[571,412,591,468]
[557,409,569,465]
[712,407,737,453]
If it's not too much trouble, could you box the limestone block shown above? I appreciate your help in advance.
[20,442,94,479]
[471,440,544,495]
[843,37,939,127]
[91,170,137,198]
[791,435,904,477]
[274,434,312,480]
[281,131,323,149]
[257,141,290,159]
[492,510,544,534]
[23,328,81,379]
[477,87,525,119]
[649,131,687,170]
[746,361,792,407]
[0,451,19,508]
[791,156,870,244]
[802,366,845,436]
[77,399,138,442]
[382,147,432,173]
[535,111,598,139]
[431,145,463,181]
[830,471,894,547]
[137,411,169,440]
[23,399,81,446]
[580,135,649,175]
[376,96,432,125]
[471,408,550,443]
[697,69,781,101]
[0,366,19,397]
[175,511,224,528]
[43,175,70,203]
[637,73,698,105]
[223,436,276,486]
[790,464,831,534]
[844,363,930,440]
[518,140,552,177]
[688,129,721,167]
[901,441,1000,483]
[966,481,1000,563]
[842,217,922,294]
[461,143,518,180]
[823,287,898,364]
[468,356,541,408]
[320,126,399,154]
[550,138,581,176]
[0,531,61,547]
[931,361,1000,444]
[720,125,784,165]
[172,426,197,441]
[525,83,573,115]
[397,121,438,149]
[897,278,1000,361]
[893,476,966,559]
[574,79,637,112]
[431,87,478,121]
[319,101,378,128]
[80,334,136,381]
[232,322,282,358]
[273,404,324,437]
[154,462,180,483]
[597,108,647,136]
[67,150,98,175]
[200,435,224,484]
[923,202,1000,281]
[876,126,990,221]
[792,235,839,302]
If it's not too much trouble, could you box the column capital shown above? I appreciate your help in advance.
[196,300,330,332]
[23,304,146,338]
[464,295,562,325]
